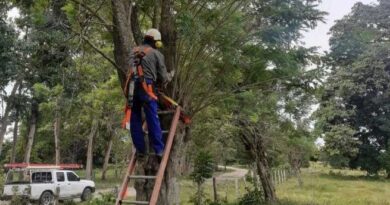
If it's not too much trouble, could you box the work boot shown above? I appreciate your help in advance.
[136,152,146,159]
[156,152,163,164]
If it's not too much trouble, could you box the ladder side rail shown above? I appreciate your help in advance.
[149,107,181,205]
[116,149,137,205]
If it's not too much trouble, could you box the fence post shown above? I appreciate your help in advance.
[279,169,282,183]
[213,177,218,203]
[272,170,276,185]
[235,178,239,199]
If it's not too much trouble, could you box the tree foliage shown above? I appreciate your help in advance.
[317,1,390,175]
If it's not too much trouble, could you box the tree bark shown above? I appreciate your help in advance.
[239,119,276,203]
[101,134,114,180]
[131,5,142,46]
[111,1,184,203]
[10,109,19,163]
[253,151,276,203]
[86,120,98,180]
[296,168,303,187]
[111,0,134,89]
[133,124,186,205]
[54,99,61,165]
[159,0,177,74]
[24,100,39,164]
[196,182,202,205]
[152,2,160,28]
[0,81,20,156]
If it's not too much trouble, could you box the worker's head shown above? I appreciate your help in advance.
[144,28,163,49]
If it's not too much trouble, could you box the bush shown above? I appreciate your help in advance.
[238,187,265,205]
[82,193,115,205]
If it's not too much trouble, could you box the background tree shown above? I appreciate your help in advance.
[316,1,390,175]
[189,151,214,205]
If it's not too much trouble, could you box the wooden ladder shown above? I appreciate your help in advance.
[115,106,181,205]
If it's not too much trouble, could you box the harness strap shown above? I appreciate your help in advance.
[122,46,157,128]
[137,65,158,100]
[123,46,155,99]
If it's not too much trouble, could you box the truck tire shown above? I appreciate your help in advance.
[39,191,54,205]
[81,187,92,201]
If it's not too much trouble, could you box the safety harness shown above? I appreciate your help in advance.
[121,46,158,128]
[121,46,192,128]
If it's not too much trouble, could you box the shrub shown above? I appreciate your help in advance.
[238,187,265,205]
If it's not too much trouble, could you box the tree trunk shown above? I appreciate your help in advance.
[159,0,177,74]
[101,135,113,180]
[294,166,303,187]
[254,153,276,203]
[111,0,134,89]
[250,134,276,203]
[0,82,20,156]
[133,125,187,205]
[111,0,184,203]
[196,182,202,205]
[54,99,61,165]
[24,100,39,164]
[86,120,98,180]
[151,2,160,28]
[10,109,19,163]
[238,117,277,203]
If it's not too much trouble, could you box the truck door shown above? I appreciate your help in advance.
[66,171,84,197]
[55,171,70,198]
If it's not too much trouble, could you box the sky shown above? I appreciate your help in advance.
[302,0,378,53]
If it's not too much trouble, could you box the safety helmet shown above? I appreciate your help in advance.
[145,28,162,41]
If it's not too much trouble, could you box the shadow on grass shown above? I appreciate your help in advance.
[277,198,320,205]
[319,171,389,183]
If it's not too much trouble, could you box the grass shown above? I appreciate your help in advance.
[179,177,249,204]
[277,163,390,205]
[77,163,390,205]
[75,165,125,189]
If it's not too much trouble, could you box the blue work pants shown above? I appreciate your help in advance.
[130,80,164,155]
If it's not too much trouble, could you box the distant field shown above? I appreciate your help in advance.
[277,163,390,205]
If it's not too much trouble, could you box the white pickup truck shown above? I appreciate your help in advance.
[2,168,95,205]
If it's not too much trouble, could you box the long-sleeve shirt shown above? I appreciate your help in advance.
[129,44,169,83]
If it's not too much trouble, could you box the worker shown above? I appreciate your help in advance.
[127,28,170,159]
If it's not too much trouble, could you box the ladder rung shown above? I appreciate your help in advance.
[144,130,168,135]
[158,110,175,115]
[128,175,156,180]
[120,200,149,204]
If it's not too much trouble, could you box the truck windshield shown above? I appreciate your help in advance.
[5,170,30,184]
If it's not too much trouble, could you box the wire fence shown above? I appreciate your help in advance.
[206,167,293,202]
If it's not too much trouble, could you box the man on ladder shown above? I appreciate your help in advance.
[124,28,171,160]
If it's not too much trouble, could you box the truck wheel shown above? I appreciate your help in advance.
[81,188,92,201]
[39,191,54,205]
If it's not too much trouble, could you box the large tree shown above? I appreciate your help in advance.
[61,0,325,203]
[317,0,390,175]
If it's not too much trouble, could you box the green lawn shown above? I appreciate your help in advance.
[82,163,390,205]
[277,163,390,205]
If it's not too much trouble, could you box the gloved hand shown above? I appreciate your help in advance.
[167,70,175,82]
